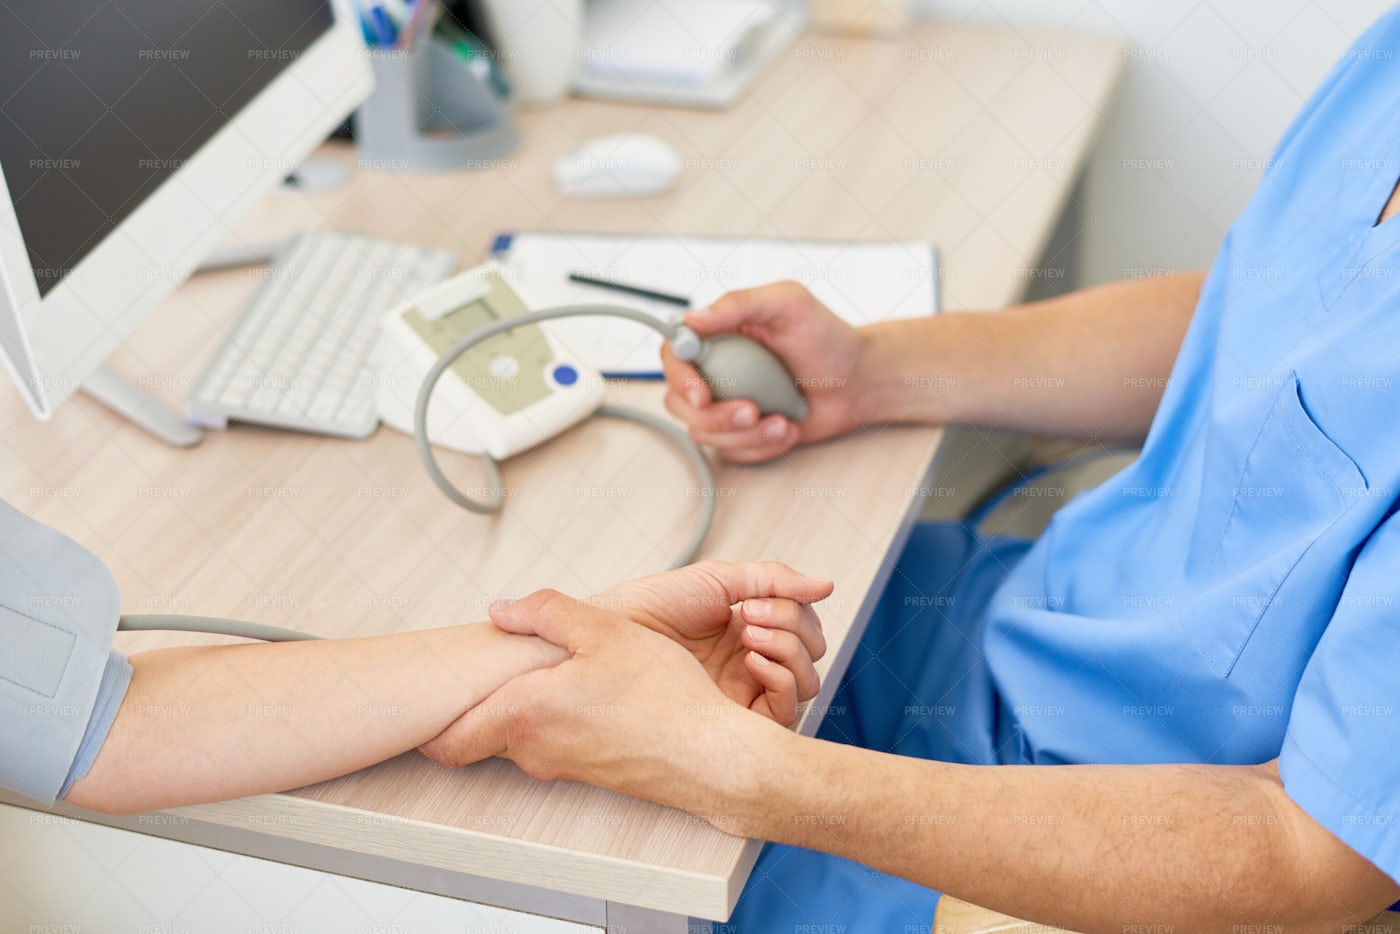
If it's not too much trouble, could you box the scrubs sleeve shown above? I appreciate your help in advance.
[1278,508,1400,885]
[0,499,131,805]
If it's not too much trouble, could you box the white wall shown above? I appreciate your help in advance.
[920,0,1396,286]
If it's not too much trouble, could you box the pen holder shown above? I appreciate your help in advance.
[355,37,520,172]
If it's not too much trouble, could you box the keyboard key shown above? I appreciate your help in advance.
[185,231,455,437]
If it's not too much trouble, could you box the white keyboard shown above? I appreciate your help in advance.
[187,232,456,438]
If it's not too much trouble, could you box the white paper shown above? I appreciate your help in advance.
[496,231,940,375]
[580,0,776,85]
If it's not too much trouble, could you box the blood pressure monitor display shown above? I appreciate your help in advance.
[376,267,605,458]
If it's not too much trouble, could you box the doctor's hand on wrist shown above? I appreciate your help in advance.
[417,589,792,820]
[416,561,829,777]
[661,282,878,463]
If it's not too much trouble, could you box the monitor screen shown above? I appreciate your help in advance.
[0,1,334,298]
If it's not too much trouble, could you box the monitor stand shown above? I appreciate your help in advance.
[76,237,288,449]
[82,367,203,448]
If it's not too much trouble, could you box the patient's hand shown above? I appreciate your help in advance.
[587,561,831,725]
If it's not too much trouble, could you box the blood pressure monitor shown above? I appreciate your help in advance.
[371,260,806,568]
[375,266,605,459]
[116,266,813,646]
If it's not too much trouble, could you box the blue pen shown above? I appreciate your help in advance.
[361,0,396,45]
[372,6,398,45]
[355,0,376,44]
[357,0,382,44]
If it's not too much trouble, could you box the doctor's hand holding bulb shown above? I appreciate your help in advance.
[660,281,874,463]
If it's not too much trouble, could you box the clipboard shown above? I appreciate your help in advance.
[491,230,941,378]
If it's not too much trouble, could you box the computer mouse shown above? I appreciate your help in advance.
[692,334,809,423]
[553,134,682,199]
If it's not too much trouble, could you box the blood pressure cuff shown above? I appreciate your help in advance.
[0,498,131,805]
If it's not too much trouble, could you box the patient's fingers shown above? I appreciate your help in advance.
[691,560,835,608]
[741,625,820,701]
[741,597,827,662]
[744,650,799,726]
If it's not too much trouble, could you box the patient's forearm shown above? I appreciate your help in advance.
[858,271,1204,441]
[65,624,566,814]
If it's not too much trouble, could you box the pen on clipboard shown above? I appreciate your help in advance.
[568,272,692,308]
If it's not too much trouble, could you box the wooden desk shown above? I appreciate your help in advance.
[0,20,1121,931]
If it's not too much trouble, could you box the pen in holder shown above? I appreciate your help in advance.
[355,35,520,172]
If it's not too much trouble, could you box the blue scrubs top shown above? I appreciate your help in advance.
[985,7,1400,882]
[734,11,1400,930]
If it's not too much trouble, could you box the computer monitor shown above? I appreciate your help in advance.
[0,0,372,444]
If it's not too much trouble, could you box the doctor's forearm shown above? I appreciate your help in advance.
[64,624,566,814]
[720,727,1395,933]
[857,271,1203,441]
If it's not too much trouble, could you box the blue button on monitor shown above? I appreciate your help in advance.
[552,364,579,386]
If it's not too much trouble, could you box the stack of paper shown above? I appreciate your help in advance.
[492,231,940,376]
[580,0,776,87]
